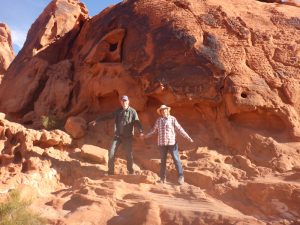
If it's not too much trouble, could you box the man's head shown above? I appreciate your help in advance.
[120,95,130,109]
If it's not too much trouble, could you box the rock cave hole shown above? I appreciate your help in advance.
[180,155,188,160]
[13,150,22,164]
[109,43,118,52]
[241,92,248,98]
[21,161,28,173]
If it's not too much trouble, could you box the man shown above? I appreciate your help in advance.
[143,105,193,185]
[90,95,143,175]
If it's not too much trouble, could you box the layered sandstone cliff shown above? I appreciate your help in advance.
[0,23,14,82]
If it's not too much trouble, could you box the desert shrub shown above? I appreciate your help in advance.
[41,115,63,130]
[0,189,46,225]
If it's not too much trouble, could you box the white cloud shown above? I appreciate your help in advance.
[11,28,27,50]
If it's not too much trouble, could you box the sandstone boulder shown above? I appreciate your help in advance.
[80,144,108,164]
[64,116,87,139]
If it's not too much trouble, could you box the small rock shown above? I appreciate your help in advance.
[80,144,108,164]
[65,116,87,139]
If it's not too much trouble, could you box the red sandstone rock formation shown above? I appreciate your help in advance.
[0,0,88,122]
[0,115,274,225]
[0,23,14,82]
[64,116,87,138]
[0,0,300,224]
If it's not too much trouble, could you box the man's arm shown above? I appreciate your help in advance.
[133,110,143,133]
[174,118,193,142]
[89,111,116,126]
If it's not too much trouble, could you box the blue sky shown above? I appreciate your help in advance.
[0,0,122,53]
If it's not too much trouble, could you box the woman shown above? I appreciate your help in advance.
[144,105,193,185]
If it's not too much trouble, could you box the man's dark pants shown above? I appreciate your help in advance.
[108,136,133,174]
[158,143,183,180]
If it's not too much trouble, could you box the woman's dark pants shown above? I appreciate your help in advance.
[158,143,183,180]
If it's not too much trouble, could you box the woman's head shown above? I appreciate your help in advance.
[161,108,170,117]
[157,105,171,117]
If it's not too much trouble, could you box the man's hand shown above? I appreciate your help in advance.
[89,120,96,126]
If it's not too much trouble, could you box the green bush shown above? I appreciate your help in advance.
[41,115,62,130]
[0,189,46,225]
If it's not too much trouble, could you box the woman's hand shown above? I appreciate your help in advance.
[139,133,145,140]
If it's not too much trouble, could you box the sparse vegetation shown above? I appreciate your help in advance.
[0,189,46,225]
[41,115,62,130]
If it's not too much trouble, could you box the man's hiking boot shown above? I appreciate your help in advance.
[107,171,114,176]
[157,178,166,183]
[178,176,184,185]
